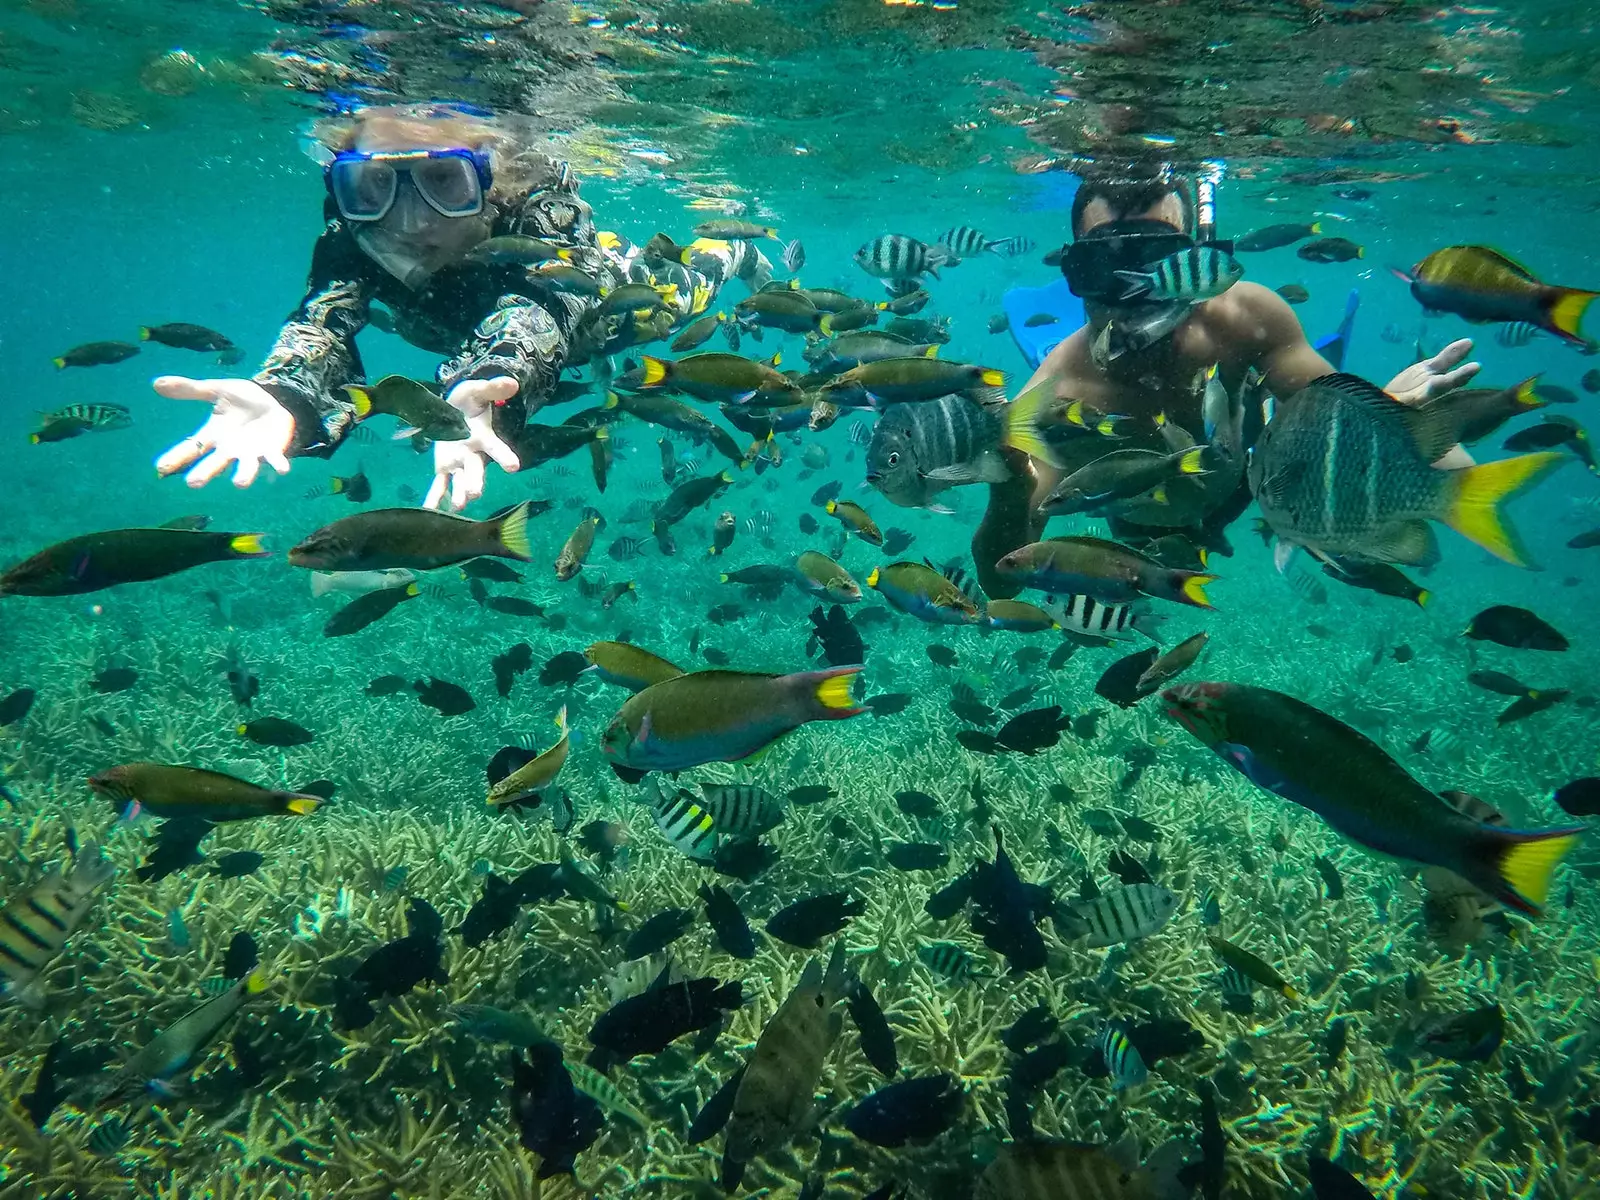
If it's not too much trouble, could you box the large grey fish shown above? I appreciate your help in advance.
[866,394,1011,510]
[698,784,787,837]
[721,941,850,1184]
[1250,373,1566,569]
[0,843,114,1006]
[1055,883,1179,947]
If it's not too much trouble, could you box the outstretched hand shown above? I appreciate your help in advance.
[153,376,295,488]
[423,376,522,511]
[1384,338,1480,406]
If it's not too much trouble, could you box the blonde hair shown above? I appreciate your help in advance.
[307,103,558,204]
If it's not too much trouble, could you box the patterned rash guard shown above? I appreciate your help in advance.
[254,154,770,457]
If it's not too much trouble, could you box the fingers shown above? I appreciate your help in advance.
[1435,360,1481,394]
[232,454,262,489]
[449,376,519,414]
[156,434,212,476]
[451,452,486,510]
[423,473,449,511]
[185,449,238,488]
[1428,338,1474,371]
[264,449,292,476]
[152,376,218,402]
[479,430,521,473]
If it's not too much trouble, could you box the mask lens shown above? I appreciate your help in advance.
[330,158,397,221]
[412,155,484,217]
[1062,220,1195,301]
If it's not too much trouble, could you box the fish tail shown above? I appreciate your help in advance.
[603,390,620,410]
[286,797,320,815]
[1177,446,1209,475]
[346,385,374,418]
[494,501,534,562]
[246,967,269,994]
[978,368,1005,387]
[228,534,268,557]
[1463,823,1585,914]
[640,356,670,387]
[51,357,65,369]
[1443,451,1568,567]
[819,314,837,337]
[791,665,866,719]
[923,345,939,358]
[28,434,41,445]
[1159,572,1217,609]
[1308,222,1322,234]
[1000,379,1061,466]
[1413,587,1432,608]
[1545,288,1599,341]
[1513,375,1545,411]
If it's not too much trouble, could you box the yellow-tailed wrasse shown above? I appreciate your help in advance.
[672,312,724,352]
[822,357,1005,408]
[636,353,801,407]
[995,536,1216,609]
[140,322,234,351]
[324,581,420,637]
[1041,447,1209,516]
[824,499,882,546]
[105,968,268,1101]
[867,562,980,625]
[584,642,684,692]
[463,234,573,266]
[30,403,131,444]
[1134,631,1209,695]
[0,528,267,596]
[653,471,734,530]
[53,340,139,369]
[1397,245,1598,346]
[804,332,939,375]
[1164,681,1584,914]
[590,426,612,492]
[607,392,742,463]
[733,291,825,334]
[709,511,736,557]
[90,763,322,822]
[693,219,777,241]
[979,599,1058,633]
[306,471,372,503]
[818,307,879,336]
[488,707,570,809]
[794,551,861,604]
[555,515,601,581]
[602,666,865,778]
[1205,934,1298,1000]
[1320,557,1431,607]
[343,376,471,441]
[0,842,114,1005]
[1503,414,1598,472]
[1418,375,1544,445]
[288,503,532,573]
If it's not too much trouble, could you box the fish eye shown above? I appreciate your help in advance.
[887,452,899,466]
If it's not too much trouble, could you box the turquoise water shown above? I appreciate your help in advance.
[2,2,1600,1198]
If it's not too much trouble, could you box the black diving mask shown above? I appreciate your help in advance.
[1061,219,1232,304]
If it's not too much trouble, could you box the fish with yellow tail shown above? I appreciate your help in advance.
[583,641,685,693]
[601,666,865,779]
[89,763,322,823]
[824,498,883,546]
[1251,373,1567,569]
[867,562,981,625]
[995,536,1216,609]
[1,528,267,596]
[555,515,602,581]
[0,840,114,1007]
[488,707,570,809]
[1163,681,1583,914]
[1395,245,1598,346]
[288,504,533,573]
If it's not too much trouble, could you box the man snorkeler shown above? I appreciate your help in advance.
[152,103,770,510]
[973,160,1481,595]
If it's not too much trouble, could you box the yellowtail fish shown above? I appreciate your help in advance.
[602,666,865,778]
[89,763,322,823]
[105,968,268,1101]
[867,562,980,625]
[289,504,533,573]
[824,499,883,546]
[995,536,1216,609]
[555,515,601,581]
[1398,244,1598,346]
[979,599,1058,633]
[343,376,471,442]
[0,843,114,1006]
[30,403,132,444]
[1,528,267,596]
[488,707,570,809]
[794,551,861,603]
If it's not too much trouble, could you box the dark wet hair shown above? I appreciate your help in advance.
[1071,175,1194,238]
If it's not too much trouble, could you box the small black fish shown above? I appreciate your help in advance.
[211,850,264,879]
[1308,1156,1378,1199]
[810,480,843,506]
[0,687,38,726]
[688,1067,746,1144]
[1008,1038,1073,1092]
[352,898,448,1003]
[865,692,913,717]
[700,883,755,959]
[786,785,836,807]
[586,969,743,1070]
[995,706,1070,755]
[713,836,778,882]
[365,674,407,696]
[414,678,475,716]
[1393,644,1414,664]
[894,790,940,819]
[1001,1004,1058,1053]
[460,874,529,948]
[1106,848,1152,885]
[999,685,1036,711]
[1463,605,1568,651]
[1412,1004,1504,1062]
[925,866,977,920]
[1323,1017,1350,1070]
[135,817,214,883]
[237,717,314,746]
[1497,688,1571,725]
[1023,313,1057,328]
[623,907,696,960]
[1314,855,1345,899]
[1466,669,1532,697]
[512,1041,603,1179]
[540,651,588,687]
[765,892,864,948]
[1553,776,1600,817]
[968,827,1051,971]
[703,647,731,666]
[462,558,524,583]
[1127,1018,1203,1064]
[956,730,1002,754]
[798,514,820,535]
[886,841,948,871]
[22,1038,65,1130]
[1094,647,1161,708]
[90,667,138,694]
[926,644,957,668]
[1120,815,1160,842]
[844,1073,963,1147]
[1047,783,1077,805]
[487,596,546,618]
[848,978,898,1079]
[881,528,915,555]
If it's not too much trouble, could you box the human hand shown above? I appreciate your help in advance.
[1384,338,1480,406]
[422,376,522,510]
[153,377,295,488]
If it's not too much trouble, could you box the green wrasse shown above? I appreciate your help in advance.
[584,641,686,692]
[89,763,322,822]
[1164,681,1583,914]
[1,528,267,596]
[343,376,471,442]
[288,504,532,573]
[487,707,570,809]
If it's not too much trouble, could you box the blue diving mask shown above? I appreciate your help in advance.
[326,147,493,222]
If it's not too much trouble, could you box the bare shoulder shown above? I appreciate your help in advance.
[1186,282,1307,360]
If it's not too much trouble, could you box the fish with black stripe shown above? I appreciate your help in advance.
[1054,882,1178,947]
[1115,246,1243,303]
[0,840,115,1007]
[643,780,719,863]
[698,783,787,837]
[854,234,950,282]
[1045,593,1165,643]
[936,227,1035,262]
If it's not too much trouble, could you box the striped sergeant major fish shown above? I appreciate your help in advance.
[1045,594,1165,643]
[854,234,950,282]
[1054,882,1179,948]
[936,227,1036,261]
[698,784,787,837]
[644,780,718,863]
[1,841,115,1007]
[1094,1020,1148,1089]
[1115,246,1244,304]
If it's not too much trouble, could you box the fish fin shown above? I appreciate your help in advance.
[245,967,269,994]
[1000,379,1064,466]
[1465,824,1585,914]
[495,501,535,562]
[1545,289,1600,341]
[924,345,939,358]
[978,368,1005,388]
[924,463,984,484]
[1414,587,1432,608]
[1112,269,1153,300]
[346,385,375,418]
[1177,447,1209,475]
[1512,375,1545,411]
[286,797,321,815]
[1443,452,1568,567]
[1175,574,1216,610]
[797,665,866,718]
[640,356,670,387]
[603,390,620,410]
[1369,519,1440,568]
[229,534,269,557]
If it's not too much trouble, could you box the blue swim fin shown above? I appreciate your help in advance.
[1003,277,1085,370]
[1315,288,1360,371]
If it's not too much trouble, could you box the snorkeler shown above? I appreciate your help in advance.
[974,161,1482,595]
[151,103,771,510]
